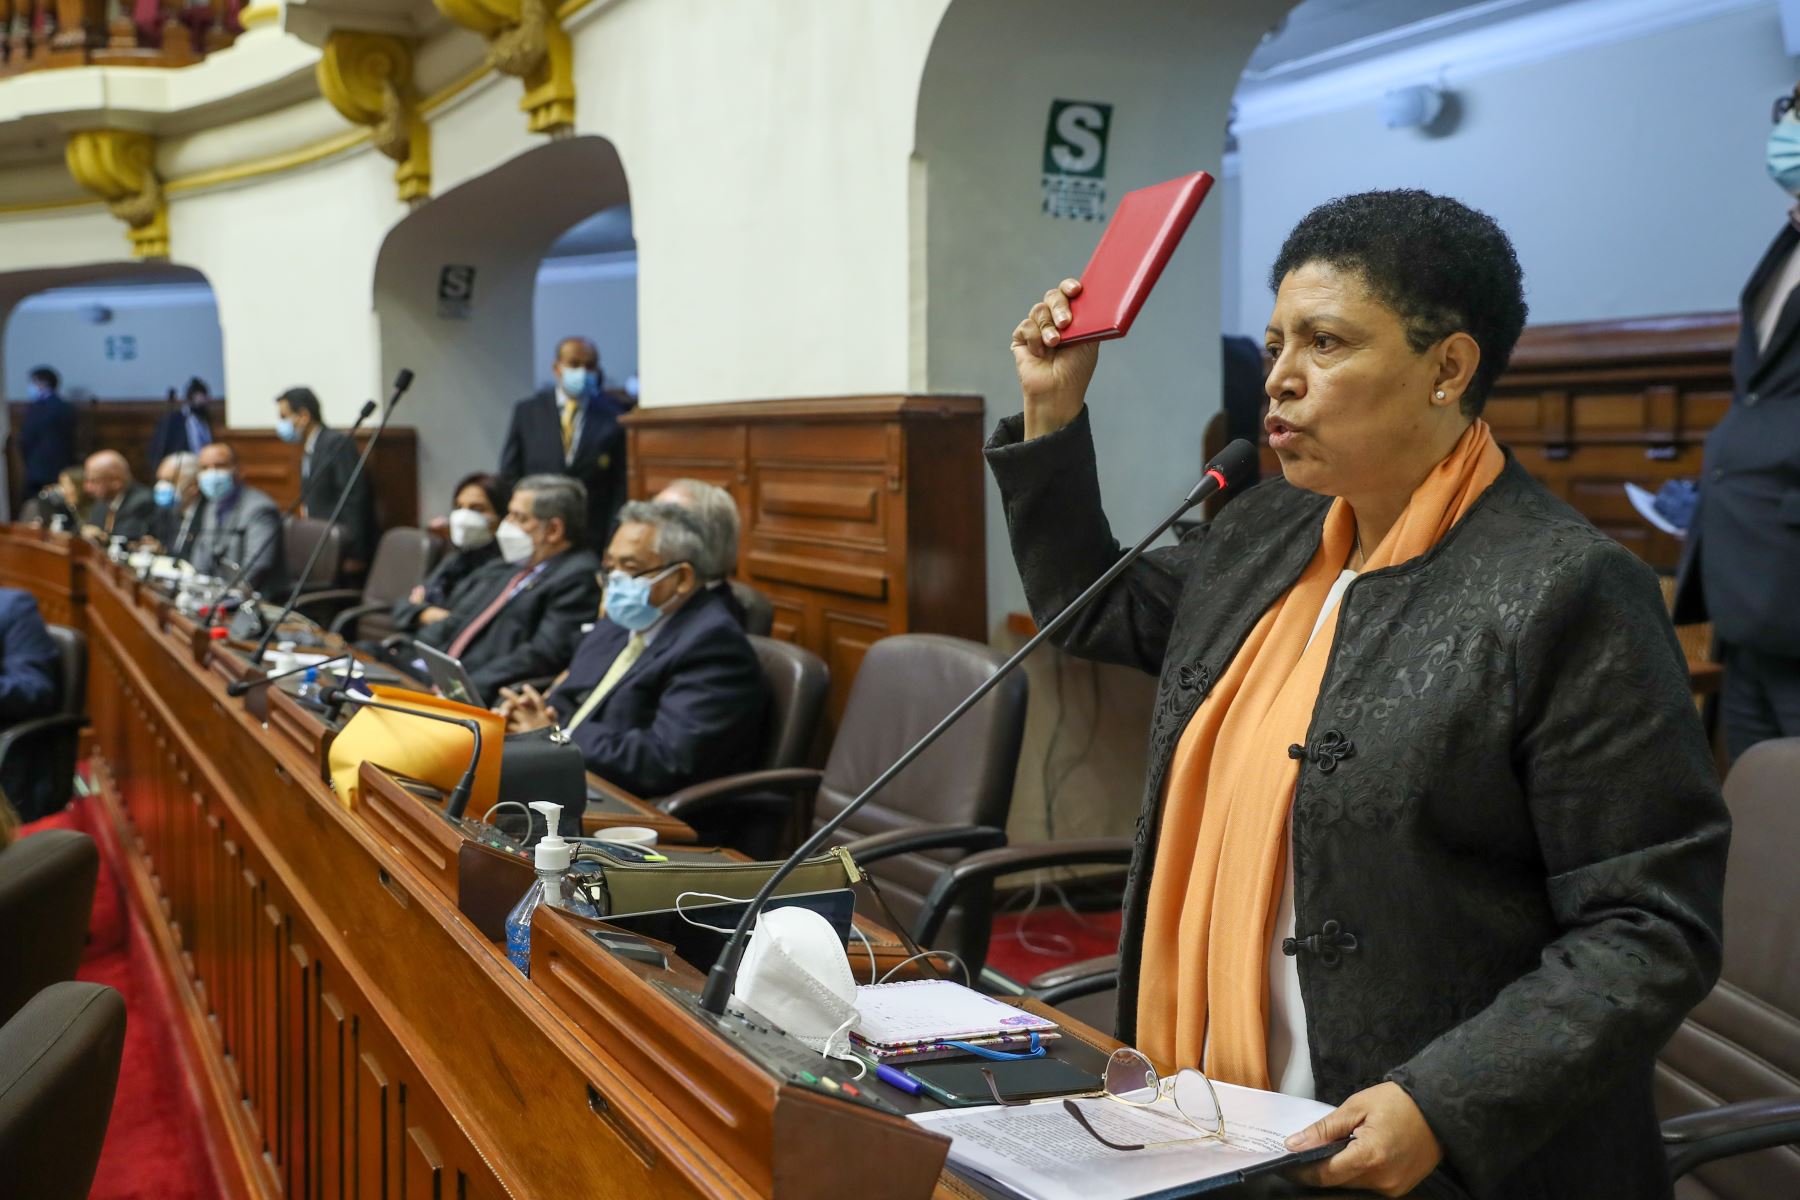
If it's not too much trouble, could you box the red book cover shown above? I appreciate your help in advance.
[1060,171,1215,345]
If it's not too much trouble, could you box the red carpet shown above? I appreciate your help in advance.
[22,798,222,1200]
[985,901,1122,985]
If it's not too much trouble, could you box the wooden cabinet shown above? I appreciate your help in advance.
[625,396,987,719]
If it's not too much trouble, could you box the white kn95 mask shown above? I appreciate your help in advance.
[731,906,860,1059]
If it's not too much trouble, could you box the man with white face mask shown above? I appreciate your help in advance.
[498,501,764,796]
[413,474,600,700]
[1675,81,1800,759]
[497,336,632,554]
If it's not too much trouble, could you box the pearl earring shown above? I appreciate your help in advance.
[1435,390,1446,400]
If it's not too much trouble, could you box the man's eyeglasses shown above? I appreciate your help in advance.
[1774,93,1798,125]
[981,1047,1226,1152]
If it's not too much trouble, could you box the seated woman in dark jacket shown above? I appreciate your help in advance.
[389,472,509,634]
[989,190,1728,1200]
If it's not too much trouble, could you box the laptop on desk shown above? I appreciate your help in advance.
[413,641,486,707]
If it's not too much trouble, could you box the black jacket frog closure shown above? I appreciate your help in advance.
[986,409,1728,1200]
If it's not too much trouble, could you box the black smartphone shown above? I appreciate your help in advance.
[906,1057,1102,1106]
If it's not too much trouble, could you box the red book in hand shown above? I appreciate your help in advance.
[1059,171,1215,345]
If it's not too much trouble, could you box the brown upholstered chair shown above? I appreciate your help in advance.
[283,515,343,591]
[0,625,88,821]
[0,981,126,1200]
[1659,736,1800,1197]
[658,635,830,858]
[728,580,776,637]
[0,829,99,1027]
[661,634,1028,971]
[294,526,442,640]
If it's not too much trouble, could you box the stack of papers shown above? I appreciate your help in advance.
[909,1082,1339,1200]
[851,980,1059,1062]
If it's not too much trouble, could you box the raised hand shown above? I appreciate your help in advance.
[1010,278,1101,439]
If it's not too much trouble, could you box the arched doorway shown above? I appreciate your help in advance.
[371,135,632,522]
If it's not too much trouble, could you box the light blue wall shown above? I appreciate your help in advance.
[4,283,224,402]
[1232,2,1798,336]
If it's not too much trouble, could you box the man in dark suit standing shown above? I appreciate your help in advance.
[147,377,214,470]
[498,336,630,554]
[275,386,376,579]
[498,501,765,797]
[414,474,601,701]
[17,365,76,497]
[1675,81,1800,759]
[80,450,158,544]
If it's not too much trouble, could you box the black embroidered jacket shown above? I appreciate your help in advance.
[986,409,1728,1200]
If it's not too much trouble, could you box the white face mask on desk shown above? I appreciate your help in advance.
[732,906,860,1059]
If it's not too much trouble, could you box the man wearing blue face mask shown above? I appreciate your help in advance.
[275,386,376,581]
[1675,81,1800,759]
[190,442,285,591]
[17,365,76,498]
[497,500,765,798]
[146,451,203,561]
[497,336,631,555]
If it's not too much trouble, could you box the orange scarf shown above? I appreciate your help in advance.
[1136,419,1504,1086]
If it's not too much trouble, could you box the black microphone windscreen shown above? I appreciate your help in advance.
[357,399,378,422]
[392,368,415,394]
[1207,439,1260,491]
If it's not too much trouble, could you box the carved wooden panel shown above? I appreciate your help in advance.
[625,396,987,723]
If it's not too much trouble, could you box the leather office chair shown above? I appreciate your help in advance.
[0,981,127,1200]
[729,580,776,637]
[284,515,343,591]
[661,634,1028,972]
[1659,736,1800,1197]
[0,829,99,1027]
[294,526,441,640]
[0,625,88,822]
[658,635,829,858]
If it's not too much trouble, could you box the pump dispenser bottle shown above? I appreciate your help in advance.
[504,801,576,975]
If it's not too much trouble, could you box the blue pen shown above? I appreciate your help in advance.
[874,1063,923,1096]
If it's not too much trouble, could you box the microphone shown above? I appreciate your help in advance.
[249,371,413,661]
[320,685,483,820]
[697,437,1261,1016]
[225,651,353,697]
[207,397,382,629]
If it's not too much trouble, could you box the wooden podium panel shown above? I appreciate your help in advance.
[20,526,955,1200]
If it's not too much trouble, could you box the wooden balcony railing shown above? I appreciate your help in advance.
[1,1,244,75]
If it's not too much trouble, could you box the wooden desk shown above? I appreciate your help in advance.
[4,525,958,1200]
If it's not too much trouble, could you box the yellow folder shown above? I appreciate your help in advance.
[326,685,504,813]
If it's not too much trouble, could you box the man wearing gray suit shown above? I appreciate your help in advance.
[191,442,285,592]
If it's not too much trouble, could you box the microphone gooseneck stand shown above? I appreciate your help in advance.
[250,370,414,662]
[207,397,381,632]
[224,652,353,697]
[697,438,1262,1016]
[318,686,482,820]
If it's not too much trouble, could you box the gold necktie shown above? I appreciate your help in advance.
[563,633,646,733]
[560,396,578,457]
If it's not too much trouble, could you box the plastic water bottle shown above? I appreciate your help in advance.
[505,801,592,975]
[295,666,320,702]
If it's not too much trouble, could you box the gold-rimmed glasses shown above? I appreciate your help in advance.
[981,1047,1227,1152]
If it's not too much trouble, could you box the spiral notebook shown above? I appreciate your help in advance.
[851,980,1059,1056]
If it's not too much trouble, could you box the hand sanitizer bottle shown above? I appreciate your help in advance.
[505,801,578,975]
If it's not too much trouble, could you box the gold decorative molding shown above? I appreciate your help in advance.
[238,3,281,29]
[64,131,169,259]
[433,0,575,135]
[318,31,431,203]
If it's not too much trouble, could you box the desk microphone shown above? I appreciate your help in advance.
[225,652,353,697]
[318,685,483,820]
[250,369,414,662]
[208,397,381,630]
[697,437,1261,1016]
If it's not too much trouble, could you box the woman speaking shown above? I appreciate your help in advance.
[987,190,1728,1199]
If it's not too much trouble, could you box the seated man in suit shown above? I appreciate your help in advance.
[0,586,62,820]
[80,450,158,544]
[498,336,631,554]
[190,443,285,592]
[414,474,601,700]
[145,452,203,560]
[652,477,749,628]
[498,501,765,797]
[275,386,377,578]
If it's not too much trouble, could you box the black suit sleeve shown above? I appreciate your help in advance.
[0,592,59,720]
[317,431,375,564]
[114,488,161,543]
[498,402,527,487]
[984,407,1204,675]
[1386,543,1729,1195]
[466,568,600,694]
[570,628,764,796]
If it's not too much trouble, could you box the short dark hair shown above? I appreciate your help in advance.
[29,366,58,390]
[278,386,322,422]
[452,471,511,514]
[1268,190,1528,415]
[185,376,210,401]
